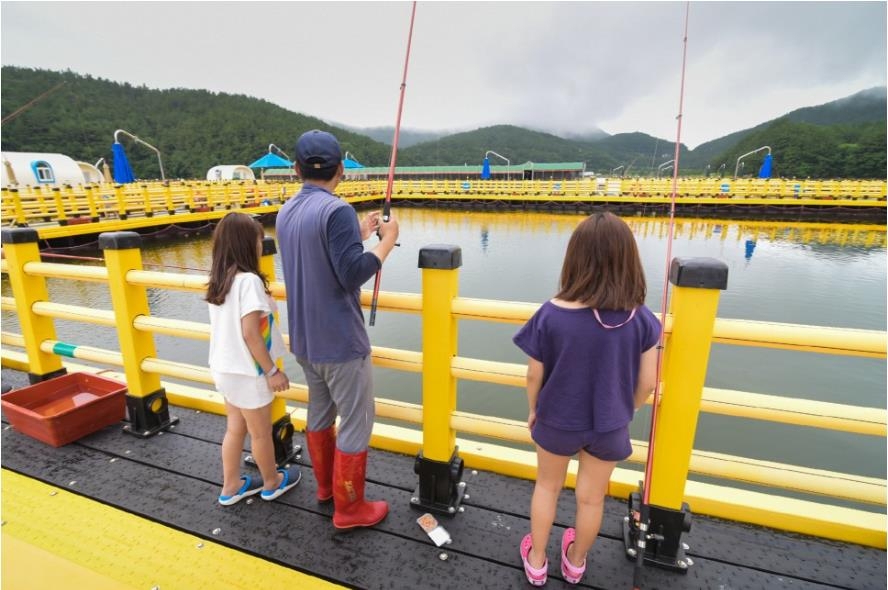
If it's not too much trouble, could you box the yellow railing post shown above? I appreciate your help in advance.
[186,183,197,212]
[649,257,729,507]
[63,184,79,220]
[83,185,99,222]
[163,181,175,215]
[99,231,178,437]
[51,187,67,225]
[257,234,299,465]
[0,228,67,383]
[412,244,466,515]
[140,184,153,217]
[631,256,728,569]
[9,188,27,226]
[114,184,128,220]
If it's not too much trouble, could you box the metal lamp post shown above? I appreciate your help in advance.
[484,150,510,180]
[734,146,771,178]
[114,129,165,181]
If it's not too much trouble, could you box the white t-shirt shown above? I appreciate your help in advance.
[208,272,287,376]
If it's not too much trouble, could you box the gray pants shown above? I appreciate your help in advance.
[297,354,375,454]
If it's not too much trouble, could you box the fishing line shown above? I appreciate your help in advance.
[40,251,209,273]
[634,3,690,588]
[369,0,418,327]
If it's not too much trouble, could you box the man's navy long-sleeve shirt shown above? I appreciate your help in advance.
[276,184,380,363]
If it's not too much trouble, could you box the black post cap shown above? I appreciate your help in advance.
[99,231,142,250]
[1,227,39,244]
[418,244,462,270]
[669,257,728,290]
[261,236,277,256]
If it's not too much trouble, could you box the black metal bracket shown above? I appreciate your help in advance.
[27,367,68,385]
[245,415,301,468]
[622,488,693,573]
[410,449,466,516]
[122,388,179,438]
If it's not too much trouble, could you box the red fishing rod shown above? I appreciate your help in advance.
[369,0,417,327]
[631,3,691,589]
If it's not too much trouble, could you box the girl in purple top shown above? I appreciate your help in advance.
[513,212,660,586]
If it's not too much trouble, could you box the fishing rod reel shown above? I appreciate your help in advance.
[623,480,694,573]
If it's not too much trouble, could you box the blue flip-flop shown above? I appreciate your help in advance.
[261,465,302,501]
[218,475,263,506]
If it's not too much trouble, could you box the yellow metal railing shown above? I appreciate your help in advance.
[2,178,885,228]
[0,180,301,228]
[0,230,886,548]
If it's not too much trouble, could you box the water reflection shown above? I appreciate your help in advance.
[2,209,885,479]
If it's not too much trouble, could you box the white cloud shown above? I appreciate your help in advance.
[2,1,885,149]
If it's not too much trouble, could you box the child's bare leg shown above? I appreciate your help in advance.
[530,445,571,568]
[222,401,248,495]
[241,403,283,491]
[569,450,617,566]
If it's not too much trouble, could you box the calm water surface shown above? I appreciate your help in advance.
[3,209,885,490]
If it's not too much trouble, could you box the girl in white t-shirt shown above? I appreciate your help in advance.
[206,213,300,505]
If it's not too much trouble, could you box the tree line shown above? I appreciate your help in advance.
[2,67,885,179]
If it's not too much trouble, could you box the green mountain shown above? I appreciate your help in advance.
[335,125,452,149]
[2,66,885,179]
[397,124,615,171]
[0,67,393,179]
[689,87,886,176]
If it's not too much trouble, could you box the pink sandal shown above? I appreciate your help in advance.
[520,533,548,586]
[560,528,586,584]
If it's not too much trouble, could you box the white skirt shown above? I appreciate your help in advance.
[212,371,274,410]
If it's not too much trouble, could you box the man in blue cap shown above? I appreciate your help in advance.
[276,129,399,529]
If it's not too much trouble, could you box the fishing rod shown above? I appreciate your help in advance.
[1,82,67,125]
[369,0,417,327]
[632,3,691,589]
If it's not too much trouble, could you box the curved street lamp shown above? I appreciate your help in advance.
[657,159,675,178]
[485,150,510,180]
[114,129,165,180]
[269,143,291,160]
[735,146,771,178]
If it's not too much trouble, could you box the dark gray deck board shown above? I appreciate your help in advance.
[163,405,888,588]
[0,368,884,590]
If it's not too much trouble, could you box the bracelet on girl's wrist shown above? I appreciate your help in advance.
[266,365,279,377]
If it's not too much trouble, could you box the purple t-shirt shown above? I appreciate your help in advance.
[513,301,660,432]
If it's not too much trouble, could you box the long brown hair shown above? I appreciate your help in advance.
[555,212,647,310]
[205,213,269,305]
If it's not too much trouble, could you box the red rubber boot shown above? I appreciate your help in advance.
[332,449,389,529]
[305,426,335,503]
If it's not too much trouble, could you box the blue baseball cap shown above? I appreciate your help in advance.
[295,130,342,170]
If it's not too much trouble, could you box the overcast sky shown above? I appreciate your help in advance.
[2,1,885,148]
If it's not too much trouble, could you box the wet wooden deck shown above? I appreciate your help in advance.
[1,369,884,589]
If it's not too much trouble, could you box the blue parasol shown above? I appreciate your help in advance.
[758,154,773,178]
[112,142,135,183]
[481,157,491,180]
[248,153,293,169]
[343,157,364,169]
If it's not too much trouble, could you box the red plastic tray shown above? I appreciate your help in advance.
[1,372,126,447]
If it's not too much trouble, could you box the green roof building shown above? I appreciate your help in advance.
[344,161,585,181]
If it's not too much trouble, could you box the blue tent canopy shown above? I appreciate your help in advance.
[249,153,293,169]
[112,142,135,183]
[481,157,491,180]
[343,158,364,169]
[758,154,773,179]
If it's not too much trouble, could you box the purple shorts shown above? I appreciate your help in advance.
[531,421,632,461]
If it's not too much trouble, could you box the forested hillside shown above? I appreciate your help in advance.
[0,67,392,179]
[397,125,615,170]
[2,67,885,179]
